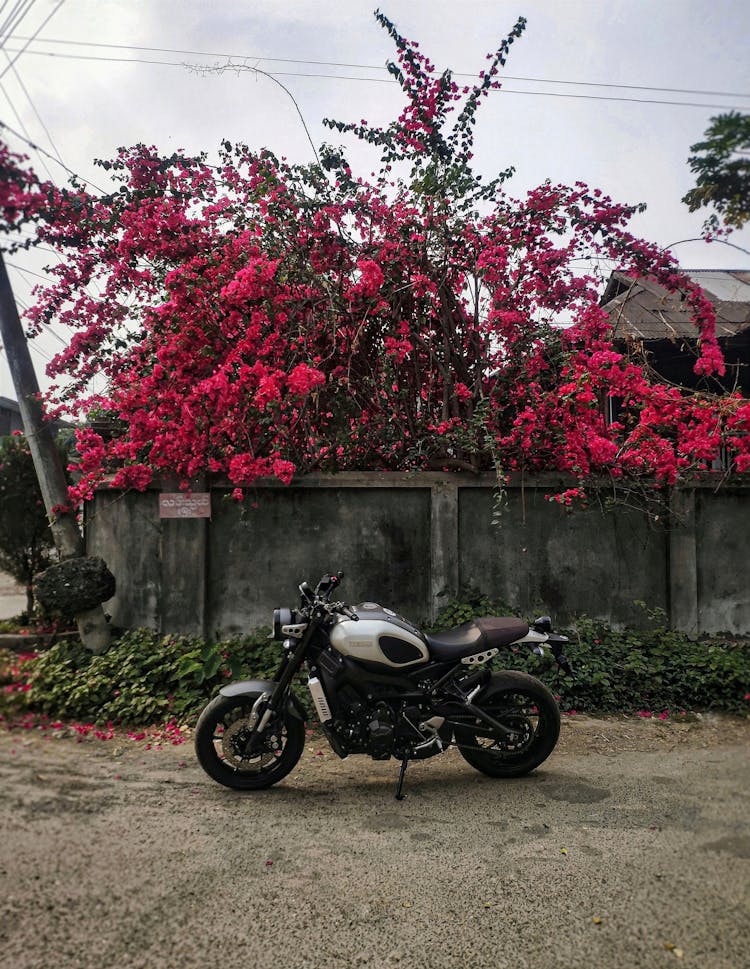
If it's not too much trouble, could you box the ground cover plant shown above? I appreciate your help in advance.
[1,604,748,732]
[432,595,750,717]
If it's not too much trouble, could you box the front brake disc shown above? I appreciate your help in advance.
[221,717,258,768]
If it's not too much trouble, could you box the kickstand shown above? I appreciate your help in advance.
[395,755,409,800]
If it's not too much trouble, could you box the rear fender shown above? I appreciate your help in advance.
[512,630,548,645]
[218,679,307,721]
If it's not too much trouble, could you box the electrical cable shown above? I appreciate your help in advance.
[6,34,750,101]
[3,50,65,165]
[0,75,57,183]
[0,117,106,190]
[26,339,53,363]
[0,0,64,80]
[0,46,747,110]
[0,0,35,46]
[4,260,55,282]
[7,265,69,347]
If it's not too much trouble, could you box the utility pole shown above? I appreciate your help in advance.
[0,251,110,652]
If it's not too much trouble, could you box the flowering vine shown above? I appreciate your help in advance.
[1,11,747,507]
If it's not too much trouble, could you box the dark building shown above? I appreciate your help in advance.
[0,395,23,437]
[601,269,750,396]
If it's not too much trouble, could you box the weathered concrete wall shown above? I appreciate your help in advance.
[86,491,161,630]
[85,473,750,636]
[458,485,669,628]
[205,486,431,637]
[695,488,750,634]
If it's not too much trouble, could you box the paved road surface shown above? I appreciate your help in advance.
[0,718,748,969]
[0,570,25,620]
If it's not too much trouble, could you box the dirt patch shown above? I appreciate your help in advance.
[555,711,750,754]
[1,715,748,969]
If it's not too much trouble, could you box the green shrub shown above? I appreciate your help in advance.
[431,590,519,630]
[5,606,750,726]
[25,627,284,725]
[0,617,27,634]
[432,597,749,714]
[0,434,68,616]
[495,616,750,714]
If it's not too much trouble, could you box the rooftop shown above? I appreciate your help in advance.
[601,269,750,341]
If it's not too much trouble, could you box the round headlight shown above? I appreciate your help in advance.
[273,607,293,640]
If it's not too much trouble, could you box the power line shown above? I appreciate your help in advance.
[8,268,71,349]
[3,50,66,166]
[26,339,52,363]
[0,75,57,183]
[1,46,746,111]
[10,287,66,358]
[0,117,106,190]
[7,34,750,101]
[0,0,65,80]
[5,260,55,283]
[0,0,36,46]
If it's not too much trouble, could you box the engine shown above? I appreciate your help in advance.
[312,633,452,760]
[322,687,450,762]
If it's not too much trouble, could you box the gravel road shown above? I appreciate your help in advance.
[1,715,748,969]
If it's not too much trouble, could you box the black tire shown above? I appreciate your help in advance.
[194,692,305,790]
[455,671,561,778]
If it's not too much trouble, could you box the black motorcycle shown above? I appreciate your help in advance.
[195,572,571,799]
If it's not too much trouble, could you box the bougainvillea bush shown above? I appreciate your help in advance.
[1,12,748,510]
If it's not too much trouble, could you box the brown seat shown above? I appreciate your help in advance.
[425,617,529,662]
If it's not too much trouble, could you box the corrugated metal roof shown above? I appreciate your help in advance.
[686,270,750,302]
[602,270,750,341]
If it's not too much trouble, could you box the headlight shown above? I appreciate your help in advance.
[273,607,293,640]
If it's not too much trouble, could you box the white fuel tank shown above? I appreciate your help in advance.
[329,604,429,669]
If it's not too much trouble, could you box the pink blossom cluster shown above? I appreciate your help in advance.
[0,12,747,506]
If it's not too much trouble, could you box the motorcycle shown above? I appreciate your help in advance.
[194,572,572,799]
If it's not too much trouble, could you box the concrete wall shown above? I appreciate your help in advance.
[695,488,750,634]
[85,473,750,637]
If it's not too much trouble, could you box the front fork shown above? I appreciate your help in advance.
[246,616,320,750]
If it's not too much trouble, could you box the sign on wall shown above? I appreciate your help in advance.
[158,492,211,519]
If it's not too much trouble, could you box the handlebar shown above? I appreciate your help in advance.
[299,573,356,617]
[334,601,359,621]
[314,571,344,601]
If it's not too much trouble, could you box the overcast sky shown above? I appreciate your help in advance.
[1,0,749,399]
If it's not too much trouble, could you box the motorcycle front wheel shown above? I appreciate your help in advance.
[194,692,305,790]
[454,671,560,778]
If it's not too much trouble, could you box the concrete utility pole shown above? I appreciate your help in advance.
[0,252,110,652]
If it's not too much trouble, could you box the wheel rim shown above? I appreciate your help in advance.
[212,702,289,773]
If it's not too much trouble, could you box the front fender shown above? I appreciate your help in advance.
[218,679,307,721]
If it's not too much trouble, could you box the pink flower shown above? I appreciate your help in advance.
[355,259,384,297]
[287,363,325,397]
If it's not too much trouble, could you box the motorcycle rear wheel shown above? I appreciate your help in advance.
[455,671,560,778]
[194,692,304,790]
